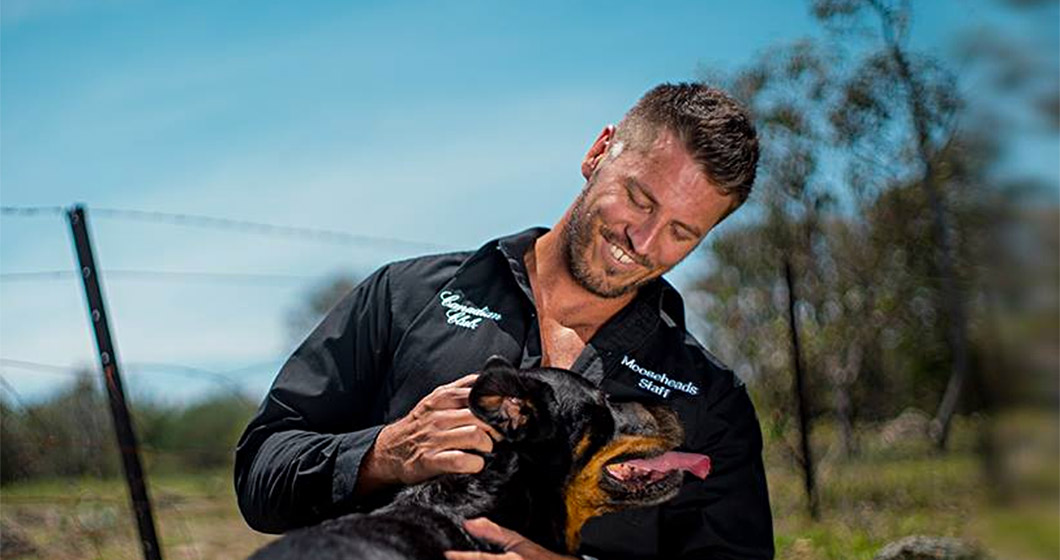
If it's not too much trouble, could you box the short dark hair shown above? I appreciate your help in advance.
[615,83,759,204]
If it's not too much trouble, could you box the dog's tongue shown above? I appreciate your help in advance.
[621,452,712,479]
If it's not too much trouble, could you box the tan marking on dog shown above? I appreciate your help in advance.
[477,395,531,431]
[573,432,592,462]
[563,435,669,552]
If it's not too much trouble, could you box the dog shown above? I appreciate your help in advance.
[248,356,711,559]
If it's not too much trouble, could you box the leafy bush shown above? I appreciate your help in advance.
[1,374,255,484]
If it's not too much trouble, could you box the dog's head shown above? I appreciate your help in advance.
[469,356,709,552]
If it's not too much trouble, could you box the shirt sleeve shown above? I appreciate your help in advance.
[659,383,775,559]
[234,265,395,534]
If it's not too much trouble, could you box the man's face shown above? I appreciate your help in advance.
[562,127,737,298]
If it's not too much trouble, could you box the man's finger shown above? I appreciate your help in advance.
[429,449,486,475]
[429,408,482,428]
[430,409,504,441]
[436,372,488,405]
[458,519,573,560]
[464,517,524,550]
[423,387,472,411]
[422,374,480,410]
[443,373,480,389]
[443,552,522,560]
[430,424,495,455]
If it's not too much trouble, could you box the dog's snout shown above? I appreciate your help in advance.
[645,405,683,445]
[609,402,684,445]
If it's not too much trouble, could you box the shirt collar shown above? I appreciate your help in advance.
[496,227,548,304]
[491,227,683,335]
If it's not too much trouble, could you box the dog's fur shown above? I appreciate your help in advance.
[248,356,685,560]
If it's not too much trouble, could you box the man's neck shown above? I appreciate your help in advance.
[526,229,635,335]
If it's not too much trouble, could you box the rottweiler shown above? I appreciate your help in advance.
[248,356,711,559]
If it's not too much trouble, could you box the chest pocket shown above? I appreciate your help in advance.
[385,280,527,421]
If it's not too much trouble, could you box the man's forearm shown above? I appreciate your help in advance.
[236,426,384,533]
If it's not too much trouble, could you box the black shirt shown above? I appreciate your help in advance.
[235,228,774,559]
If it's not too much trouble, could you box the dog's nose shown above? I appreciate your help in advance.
[644,404,684,445]
[609,402,683,444]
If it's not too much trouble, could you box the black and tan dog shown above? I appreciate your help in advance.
[248,356,710,559]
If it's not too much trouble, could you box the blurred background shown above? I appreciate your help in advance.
[1,1,1056,558]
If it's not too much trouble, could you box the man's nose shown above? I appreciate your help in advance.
[626,214,664,259]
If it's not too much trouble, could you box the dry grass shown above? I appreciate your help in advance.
[1,409,1056,559]
[1,471,274,559]
[768,409,1060,560]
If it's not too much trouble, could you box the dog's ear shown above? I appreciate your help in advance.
[470,364,554,442]
[482,354,515,375]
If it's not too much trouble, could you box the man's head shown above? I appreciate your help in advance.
[561,83,758,298]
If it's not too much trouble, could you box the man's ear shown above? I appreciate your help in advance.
[470,366,554,442]
[581,124,616,180]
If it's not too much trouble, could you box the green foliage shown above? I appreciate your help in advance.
[696,0,1058,454]
[1,400,32,483]
[1,375,256,485]
[165,396,256,470]
[1,373,120,484]
[285,273,361,342]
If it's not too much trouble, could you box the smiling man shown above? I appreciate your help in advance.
[236,83,774,560]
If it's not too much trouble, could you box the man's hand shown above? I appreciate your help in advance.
[443,518,578,560]
[356,374,503,494]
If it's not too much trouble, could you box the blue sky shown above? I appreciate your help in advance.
[2,0,1057,404]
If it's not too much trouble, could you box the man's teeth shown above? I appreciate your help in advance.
[609,243,635,265]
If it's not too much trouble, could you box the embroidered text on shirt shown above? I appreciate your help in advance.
[621,355,700,398]
[438,290,502,330]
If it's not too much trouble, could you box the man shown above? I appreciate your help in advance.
[235,83,774,559]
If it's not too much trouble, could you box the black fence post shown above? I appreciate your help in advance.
[784,258,819,521]
[68,204,163,560]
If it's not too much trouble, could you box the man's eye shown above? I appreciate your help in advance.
[627,189,652,211]
[672,226,694,242]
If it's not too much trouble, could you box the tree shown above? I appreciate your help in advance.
[694,0,1060,517]
[0,372,121,483]
[285,273,361,342]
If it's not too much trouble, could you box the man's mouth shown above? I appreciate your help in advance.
[608,242,637,266]
[600,229,647,269]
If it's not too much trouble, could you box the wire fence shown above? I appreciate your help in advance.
[1,204,440,558]
[1,205,451,251]
[0,203,447,396]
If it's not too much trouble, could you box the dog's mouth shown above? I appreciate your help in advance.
[600,450,711,503]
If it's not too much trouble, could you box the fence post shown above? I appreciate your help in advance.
[68,205,163,560]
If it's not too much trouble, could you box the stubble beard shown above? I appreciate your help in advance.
[561,186,642,299]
